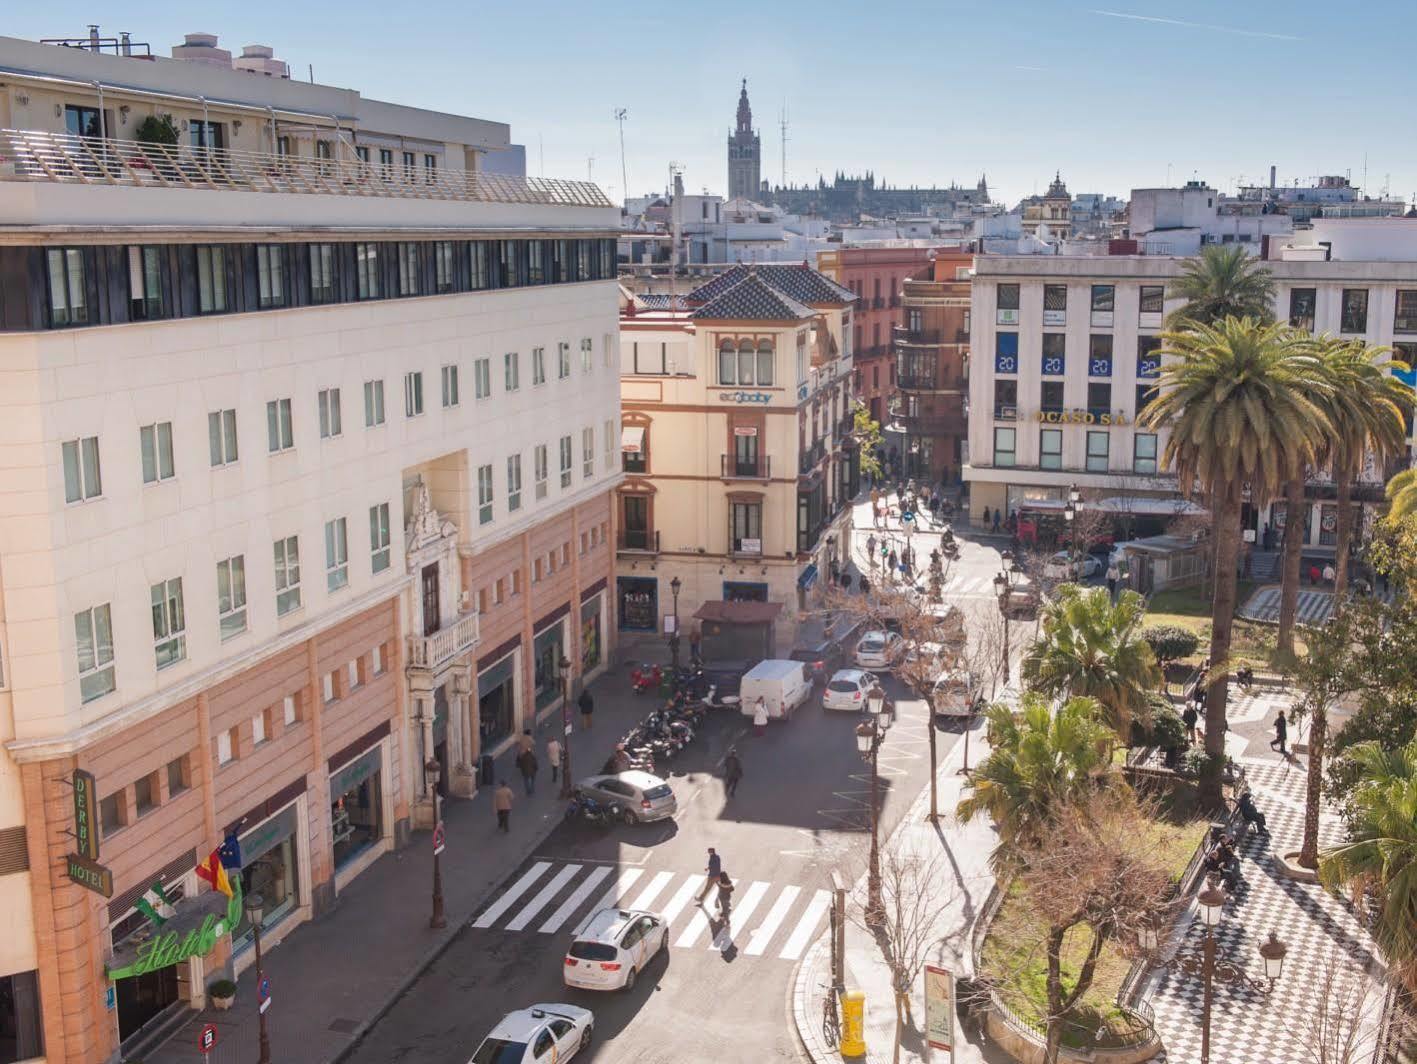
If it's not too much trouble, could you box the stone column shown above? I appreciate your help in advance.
[448,665,477,798]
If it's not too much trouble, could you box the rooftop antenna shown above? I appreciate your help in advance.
[614,109,628,203]
[587,154,595,182]
[779,102,789,189]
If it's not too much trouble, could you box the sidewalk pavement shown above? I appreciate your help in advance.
[793,711,1004,1064]
[147,668,655,1064]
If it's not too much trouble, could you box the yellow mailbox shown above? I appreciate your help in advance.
[839,989,866,1057]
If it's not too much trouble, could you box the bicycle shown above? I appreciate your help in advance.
[821,982,842,1048]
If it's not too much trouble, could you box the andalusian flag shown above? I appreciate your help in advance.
[196,848,233,898]
[134,881,175,926]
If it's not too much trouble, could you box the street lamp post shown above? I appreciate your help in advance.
[1062,484,1083,581]
[857,685,892,923]
[558,654,575,799]
[1139,875,1288,1064]
[425,758,446,929]
[993,549,1017,685]
[669,576,682,669]
[243,891,273,1064]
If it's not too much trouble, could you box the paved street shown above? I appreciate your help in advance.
[342,497,1010,1063]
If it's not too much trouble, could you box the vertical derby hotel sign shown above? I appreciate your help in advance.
[67,768,114,897]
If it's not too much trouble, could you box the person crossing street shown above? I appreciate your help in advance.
[698,847,723,901]
[723,747,743,798]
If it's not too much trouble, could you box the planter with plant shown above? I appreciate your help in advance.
[207,979,237,1010]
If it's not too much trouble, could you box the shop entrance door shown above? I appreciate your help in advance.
[116,964,180,1047]
[421,563,440,635]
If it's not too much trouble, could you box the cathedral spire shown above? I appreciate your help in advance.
[736,79,753,135]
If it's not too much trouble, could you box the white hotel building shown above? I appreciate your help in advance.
[0,32,620,1063]
[966,217,1417,547]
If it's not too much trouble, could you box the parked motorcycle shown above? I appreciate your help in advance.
[564,794,619,827]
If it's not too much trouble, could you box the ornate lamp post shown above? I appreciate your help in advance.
[856,684,892,923]
[557,654,575,799]
[1062,483,1083,580]
[1139,875,1289,1064]
[669,575,682,668]
[243,890,273,1064]
[425,758,446,929]
[994,549,1021,683]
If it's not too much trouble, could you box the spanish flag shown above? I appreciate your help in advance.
[196,848,233,898]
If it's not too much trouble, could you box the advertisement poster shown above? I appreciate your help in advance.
[924,965,954,1055]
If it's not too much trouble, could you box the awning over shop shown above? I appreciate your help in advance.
[1022,496,1208,518]
[693,600,784,625]
[797,564,819,590]
[621,426,645,454]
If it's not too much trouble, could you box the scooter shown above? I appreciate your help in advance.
[630,663,662,695]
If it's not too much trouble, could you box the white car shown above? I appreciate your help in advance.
[822,668,876,711]
[468,1004,594,1063]
[1043,551,1102,581]
[855,630,904,670]
[563,907,668,991]
[932,671,983,718]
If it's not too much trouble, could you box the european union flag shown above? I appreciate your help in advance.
[218,830,242,871]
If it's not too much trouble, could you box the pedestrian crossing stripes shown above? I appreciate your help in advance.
[471,862,830,962]
[1237,584,1397,626]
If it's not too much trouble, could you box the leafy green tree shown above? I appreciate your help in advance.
[1387,467,1417,522]
[1139,318,1331,808]
[1319,736,1417,994]
[851,400,885,481]
[1021,585,1161,743]
[957,693,1120,873]
[134,113,179,145]
[1165,244,1277,328]
[1141,624,1200,691]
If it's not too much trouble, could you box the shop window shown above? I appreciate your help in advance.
[331,750,384,870]
[232,807,301,953]
[478,655,517,748]
[134,772,158,817]
[533,622,567,709]
[167,756,188,797]
[0,969,45,1061]
[100,792,125,837]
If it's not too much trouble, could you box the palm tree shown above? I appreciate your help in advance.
[1165,244,1277,328]
[1020,585,1161,744]
[1319,736,1417,993]
[956,693,1119,873]
[1388,467,1417,523]
[1139,318,1331,808]
[1323,342,1411,600]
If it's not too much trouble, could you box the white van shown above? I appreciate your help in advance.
[738,659,813,722]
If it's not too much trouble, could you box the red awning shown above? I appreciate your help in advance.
[692,600,784,625]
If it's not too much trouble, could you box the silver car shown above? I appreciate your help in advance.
[574,771,677,824]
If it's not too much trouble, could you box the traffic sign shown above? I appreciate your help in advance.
[198,1023,218,1053]
[902,511,915,523]
[258,975,271,1014]
[432,822,445,856]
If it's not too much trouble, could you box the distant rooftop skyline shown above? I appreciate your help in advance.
[7,0,1416,209]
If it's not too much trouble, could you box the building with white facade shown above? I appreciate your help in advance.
[0,32,620,1064]
[966,217,1417,555]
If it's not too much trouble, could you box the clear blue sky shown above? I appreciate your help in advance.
[8,1,1416,208]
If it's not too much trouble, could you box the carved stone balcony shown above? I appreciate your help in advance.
[407,611,479,672]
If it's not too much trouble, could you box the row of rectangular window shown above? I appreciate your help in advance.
[993,381,1160,420]
[62,351,598,504]
[992,427,1158,474]
[995,283,1163,322]
[31,238,617,331]
[76,504,393,704]
[994,332,1162,379]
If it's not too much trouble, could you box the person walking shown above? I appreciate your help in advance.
[546,736,562,783]
[698,847,723,901]
[689,624,702,663]
[715,871,735,919]
[858,573,870,594]
[887,548,898,575]
[493,780,514,833]
[723,747,743,797]
[1106,562,1120,601]
[1309,563,1321,586]
[866,533,877,566]
[752,697,769,737]
[992,510,1002,534]
[981,505,991,530]
[517,728,534,755]
[1181,703,1198,745]
[578,688,594,730]
[1270,709,1289,756]
[515,745,539,795]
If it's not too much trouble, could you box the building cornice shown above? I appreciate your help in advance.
[5,577,412,764]
[0,226,624,246]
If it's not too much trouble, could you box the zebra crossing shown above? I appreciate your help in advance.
[1237,584,1398,626]
[470,860,831,961]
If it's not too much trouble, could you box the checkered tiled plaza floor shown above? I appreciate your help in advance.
[1144,758,1383,1064]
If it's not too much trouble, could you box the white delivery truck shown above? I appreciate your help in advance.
[738,659,813,722]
